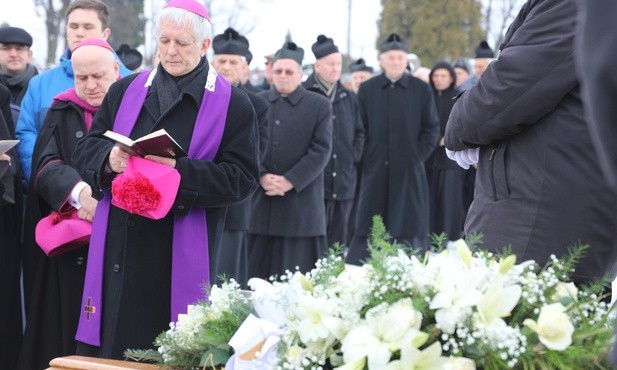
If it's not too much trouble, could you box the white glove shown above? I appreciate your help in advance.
[445,147,480,169]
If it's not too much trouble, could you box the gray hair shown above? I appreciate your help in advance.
[157,7,212,43]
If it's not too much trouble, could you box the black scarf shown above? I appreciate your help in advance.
[153,57,208,116]
[0,64,38,103]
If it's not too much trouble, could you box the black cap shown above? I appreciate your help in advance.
[311,34,339,60]
[380,33,408,53]
[349,58,374,73]
[212,27,250,57]
[274,41,304,65]
[453,58,469,73]
[0,26,33,47]
[475,41,494,58]
[115,44,143,71]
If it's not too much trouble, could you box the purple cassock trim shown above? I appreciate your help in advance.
[76,67,231,346]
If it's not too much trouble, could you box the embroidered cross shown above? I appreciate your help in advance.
[84,297,96,320]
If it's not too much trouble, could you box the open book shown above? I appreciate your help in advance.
[0,140,18,155]
[103,129,187,158]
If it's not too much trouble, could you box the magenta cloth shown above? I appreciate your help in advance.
[35,211,92,257]
[73,38,114,53]
[52,88,99,131]
[111,155,181,220]
[164,0,210,20]
[76,69,231,346]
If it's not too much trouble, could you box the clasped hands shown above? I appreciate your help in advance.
[107,145,176,173]
[260,173,293,196]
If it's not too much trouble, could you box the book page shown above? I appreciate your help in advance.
[103,130,135,147]
[0,140,19,155]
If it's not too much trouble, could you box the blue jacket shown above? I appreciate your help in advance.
[16,49,132,181]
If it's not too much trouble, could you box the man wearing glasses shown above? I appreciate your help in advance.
[248,41,333,279]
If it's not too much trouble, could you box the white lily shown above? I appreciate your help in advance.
[334,356,367,370]
[340,299,423,369]
[476,277,521,323]
[383,342,449,370]
[429,260,483,333]
[293,294,345,343]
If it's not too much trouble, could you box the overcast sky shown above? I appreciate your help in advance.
[0,0,382,71]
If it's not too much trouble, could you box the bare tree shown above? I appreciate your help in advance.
[482,0,525,47]
[34,0,71,68]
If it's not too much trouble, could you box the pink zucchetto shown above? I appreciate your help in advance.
[73,38,114,53]
[163,0,210,20]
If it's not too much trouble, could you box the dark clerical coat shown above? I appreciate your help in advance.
[72,63,259,359]
[352,73,439,244]
[250,85,332,237]
[0,86,22,370]
[17,99,91,370]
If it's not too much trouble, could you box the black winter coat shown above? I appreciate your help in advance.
[445,0,617,283]
[18,100,90,370]
[303,73,364,200]
[249,85,332,236]
[354,73,440,238]
[72,64,260,358]
[224,85,269,230]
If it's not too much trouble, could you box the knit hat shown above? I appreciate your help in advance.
[212,27,249,57]
[349,58,374,73]
[274,41,304,65]
[453,58,469,73]
[115,44,143,70]
[380,33,408,53]
[0,26,33,47]
[475,41,494,58]
[311,35,339,60]
[163,0,210,20]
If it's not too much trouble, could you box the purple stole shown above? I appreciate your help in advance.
[76,67,231,346]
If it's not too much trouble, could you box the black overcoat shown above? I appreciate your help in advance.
[354,73,440,238]
[72,65,259,358]
[0,94,22,370]
[17,100,90,370]
[303,73,364,200]
[224,85,269,231]
[445,0,617,283]
[249,85,332,237]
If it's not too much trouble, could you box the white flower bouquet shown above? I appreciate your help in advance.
[127,216,614,369]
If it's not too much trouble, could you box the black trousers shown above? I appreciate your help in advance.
[325,198,354,249]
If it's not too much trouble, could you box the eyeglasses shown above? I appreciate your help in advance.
[273,68,297,76]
